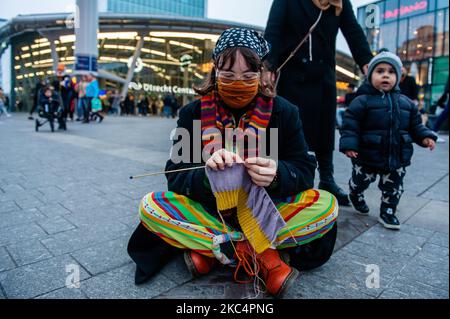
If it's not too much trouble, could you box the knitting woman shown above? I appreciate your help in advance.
[127,28,339,298]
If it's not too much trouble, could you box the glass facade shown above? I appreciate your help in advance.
[358,0,449,108]
[107,0,206,17]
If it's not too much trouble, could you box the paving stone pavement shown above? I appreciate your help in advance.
[0,114,448,299]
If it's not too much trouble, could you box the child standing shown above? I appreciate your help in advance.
[339,52,437,230]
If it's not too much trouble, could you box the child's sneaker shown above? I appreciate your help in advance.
[378,207,400,230]
[349,193,369,215]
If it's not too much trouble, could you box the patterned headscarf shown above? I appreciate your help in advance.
[212,28,271,61]
[312,0,343,16]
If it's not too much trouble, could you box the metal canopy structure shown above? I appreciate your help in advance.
[0,13,262,50]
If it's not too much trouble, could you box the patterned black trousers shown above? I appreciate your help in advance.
[349,164,406,211]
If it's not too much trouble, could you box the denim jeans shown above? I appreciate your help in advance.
[77,98,86,119]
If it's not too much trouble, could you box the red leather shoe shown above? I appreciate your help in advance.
[184,250,216,277]
[256,248,299,298]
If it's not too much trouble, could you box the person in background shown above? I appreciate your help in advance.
[0,88,12,118]
[138,94,149,116]
[60,75,75,122]
[155,95,164,116]
[123,93,135,116]
[75,75,87,121]
[264,0,373,206]
[432,78,449,143]
[28,78,46,120]
[84,73,100,123]
[336,83,357,129]
[399,67,419,105]
[163,93,176,118]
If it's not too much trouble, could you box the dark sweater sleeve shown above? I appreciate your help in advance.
[165,103,214,204]
[264,0,289,70]
[339,96,366,152]
[339,0,373,70]
[408,101,438,146]
[266,103,316,197]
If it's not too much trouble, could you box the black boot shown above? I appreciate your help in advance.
[378,206,400,230]
[349,193,369,215]
[317,151,350,206]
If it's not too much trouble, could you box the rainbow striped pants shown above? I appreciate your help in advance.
[139,189,338,265]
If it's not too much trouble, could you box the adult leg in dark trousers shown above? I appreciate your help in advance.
[316,151,350,206]
[433,101,449,132]
[83,97,91,123]
[283,222,337,271]
[127,223,179,284]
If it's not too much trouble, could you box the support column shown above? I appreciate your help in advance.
[74,0,99,75]
[115,35,144,115]
[49,39,60,75]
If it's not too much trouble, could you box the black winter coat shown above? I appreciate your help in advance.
[165,96,317,213]
[339,82,437,170]
[265,0,373,153]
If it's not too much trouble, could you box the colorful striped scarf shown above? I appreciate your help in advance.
[201,91,273,160]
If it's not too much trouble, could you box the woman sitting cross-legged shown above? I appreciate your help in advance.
[127,28,339,298]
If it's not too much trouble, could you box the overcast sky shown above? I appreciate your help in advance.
[0,0,376,53]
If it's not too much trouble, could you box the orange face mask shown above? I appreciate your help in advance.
[217,78,259,109]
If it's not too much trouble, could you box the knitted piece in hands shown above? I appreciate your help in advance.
[206,164,286,253]
[206,164,245,211]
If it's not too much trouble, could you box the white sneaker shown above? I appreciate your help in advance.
[436,136,446,143]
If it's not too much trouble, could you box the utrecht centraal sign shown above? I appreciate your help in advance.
[128,82,197,95]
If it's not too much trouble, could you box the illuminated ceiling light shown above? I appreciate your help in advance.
[149,31,219,41]
[16,75,24,80]
[15,56,20,60]
[140,48,167,57]
[35,38,48,43]
[21,53,31,59]
[24,62,33,67]
[427,46,432,50]
[167,54,179,62]
[98,32,138,39]
[60,35,76,43]
[169,40,203,54]
[14,65,21,70]
[417,44,422,48]
[335,65,360,80]
[34,58,53,65]
[144,37,166,43]
[194,72,204,80]
[141,58,180,66]
[31,42,50,49]
[21,46,30,51]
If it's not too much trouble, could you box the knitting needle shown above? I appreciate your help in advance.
[129,165,206,179]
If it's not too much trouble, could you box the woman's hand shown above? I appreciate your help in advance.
[422,138,436,151]
[345,150,359,158]
[206,149,244,171]
[244,157,277,187]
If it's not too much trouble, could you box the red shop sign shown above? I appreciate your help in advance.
[384,1,428,19]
